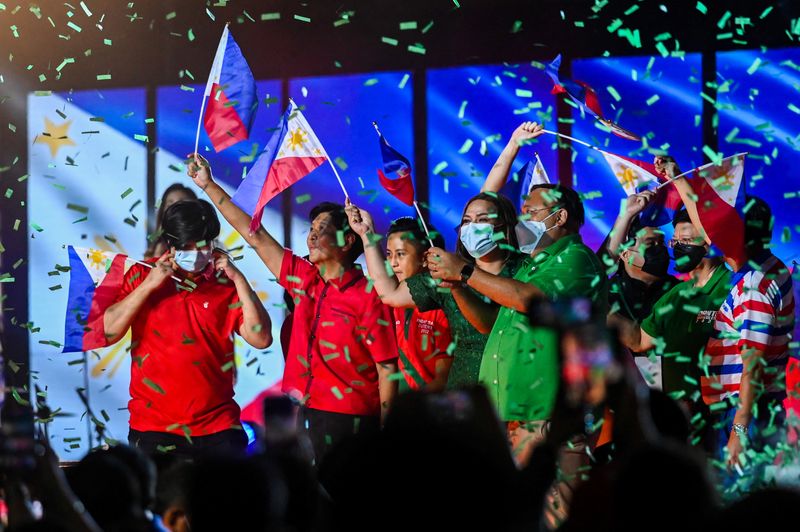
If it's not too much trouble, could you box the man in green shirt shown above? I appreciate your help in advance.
[611,209,731,444]
[427,183,607,525]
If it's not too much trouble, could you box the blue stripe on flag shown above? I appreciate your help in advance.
[62,246,96,352]
[219,32,258,134]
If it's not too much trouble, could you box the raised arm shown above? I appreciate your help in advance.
[213,252,273,349]
[344,200,416,308]
[450,283,501,334]
[607,313,656,353]
[482,122,545,193]
[103,252,175,345]
[607,190,657,259]
[188,154,284,278]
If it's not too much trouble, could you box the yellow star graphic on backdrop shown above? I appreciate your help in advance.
[35,117,76,158]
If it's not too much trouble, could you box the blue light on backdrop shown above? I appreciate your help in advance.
[427,63,558,249]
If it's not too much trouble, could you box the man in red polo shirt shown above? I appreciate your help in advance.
[103,199,273,458]
[187,154,398,466]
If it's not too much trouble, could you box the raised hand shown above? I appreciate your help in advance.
[425,247,468,282]
[186,152,213,189]
[344,198,376,237]
[213,251,244,283]
[511,121,545,145]
[144,250,176,289]
[624,189,657,218]
[654,155,681,179]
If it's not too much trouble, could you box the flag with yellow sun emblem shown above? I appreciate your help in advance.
[62,246,131,353]
[232,99,329,233]
[598,149,660,196]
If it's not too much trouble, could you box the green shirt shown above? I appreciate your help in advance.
[479,234,608,422]
[406,257,521,389]
[640,265,732,399]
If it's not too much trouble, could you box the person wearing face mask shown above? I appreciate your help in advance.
[427,183,606,515]
[383,217,453,392]
[610,208,731,446]
[346,192,522,389]
[102,199,273,459]
[187,155,398,473]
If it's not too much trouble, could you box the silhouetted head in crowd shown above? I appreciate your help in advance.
[105,444,157,514]
[715,486,800,531]
[187,455,287,532]
[307,202,364,267]
[613,443,717,532]
[155,459,194,532]
[66,448,150,532]
[386,216,444,281]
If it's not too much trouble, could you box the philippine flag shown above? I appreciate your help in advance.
[687,153,748,266]
[62,246,129,353]
[202,25,258,153]
[518,154,551,209]
[375,122,415,206]
[232,100,329,233]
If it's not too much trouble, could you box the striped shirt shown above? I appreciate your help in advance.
[702,253,794,405]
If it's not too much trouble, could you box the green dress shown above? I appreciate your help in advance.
[406,257,520,389]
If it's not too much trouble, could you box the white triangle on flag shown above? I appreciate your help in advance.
[696,154,745,208]
[599,150,659,196]
[277,101,330,160]
[203,26,229,97]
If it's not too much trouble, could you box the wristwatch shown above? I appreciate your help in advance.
[460,263,475,283]
[732,423,748,435]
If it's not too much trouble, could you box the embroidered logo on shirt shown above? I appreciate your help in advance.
[696,310,716,324]
[203,301,209,309]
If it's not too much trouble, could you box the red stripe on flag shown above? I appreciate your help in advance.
[249,156,327,233]
[378,169,415,206]
[83,254,128,350]
[204,82,249,153]
[689,175,747,265]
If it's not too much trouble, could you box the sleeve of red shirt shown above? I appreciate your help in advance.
[224,288,246,338]
[114,262,149,303]
[360,294,399,364]
[431,309,453,360]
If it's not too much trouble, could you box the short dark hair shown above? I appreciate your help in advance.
[529,184,585,232]
[309,201,364,262]
[671,208,693,228]
[456,192,520,263]
[162,199,221,249]
[744,195,772,252]
[386,217,445,252]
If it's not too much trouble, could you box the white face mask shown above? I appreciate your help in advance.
[459,222,498,258]
[515,211,558,254]
[174,249,213,273]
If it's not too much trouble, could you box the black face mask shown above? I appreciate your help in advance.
[641,244,670,277]
[672,243,707,273]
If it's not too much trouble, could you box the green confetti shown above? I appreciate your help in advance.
[363,78,379,86]
[67,21,82,33]
[143,378,165,394]
[696,1,707,15]
[607,86,621,101]
[458,139,473,154]
[746,57,762,75]
[96,74,111,81]
[433,161,448,175]
[789,103,800,115]
[408,44,426,55]
[646,94,660,106]
[296,193,311,204]
[381,36,398,46]
[334,156,348,170]
[187,28,195,42]
[261,12,280,21]
[515,89,533,98]
[120,187,133,199]
[134,134,149,143]
[398,73,410,89]
[294,14,311,23]
[399,21,417,31]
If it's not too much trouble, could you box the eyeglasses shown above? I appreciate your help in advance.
[668,238,705,248]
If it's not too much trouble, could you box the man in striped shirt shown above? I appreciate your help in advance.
[700,196,795,476]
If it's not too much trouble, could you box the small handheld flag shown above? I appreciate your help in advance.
[517,153,551,209]
[545,54,640,141]
[232,100,333,233]
[372,122,433,245]
[195,24,258,154]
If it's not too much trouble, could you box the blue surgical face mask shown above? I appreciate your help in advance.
[174,248,212,273]
[515,211,557,254]
[459,222,498,258]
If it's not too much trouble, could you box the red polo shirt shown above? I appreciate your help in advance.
[280,250,398,416]
[114,260,244,436]
[393,307,452,390]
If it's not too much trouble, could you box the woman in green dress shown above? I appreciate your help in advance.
[346,192,521,388]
